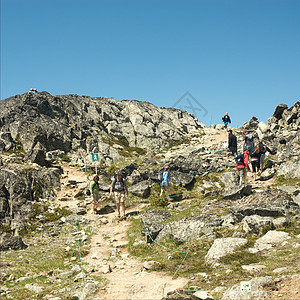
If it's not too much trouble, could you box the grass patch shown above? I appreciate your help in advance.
[274,175,300,186]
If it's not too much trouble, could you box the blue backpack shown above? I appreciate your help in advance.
[157,172,163,182]
[235,153,244,165]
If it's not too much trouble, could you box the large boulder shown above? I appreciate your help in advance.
[156,214,222,243]
[0,233,28,251]
[128,181,151,198]
[273,104,288,119]
[205,237,248,265]
[242,215,274,234]
[249,231,291,253]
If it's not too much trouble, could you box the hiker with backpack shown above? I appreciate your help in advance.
[227,129,237,158]
[110,171,128,219]
[235,151,250,185]
[258,139,273,175]
[250,144,261,181]
[90,174,101,214]
[243,130,255,154]
[159,167,174,197]
[222,112,231,129]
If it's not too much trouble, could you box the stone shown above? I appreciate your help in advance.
[249,230,291,253]
[273,104,288,119]
[128,181,151,198]
[79,282,98,300]
[0,234,28,251]
[222,184,252,200]
[222,276,272,300]
[273,217,289,228]
[242,215,274,234]
[99,265,112,274]
[143,261,158,270]
[219,172,239,188]
[193,291,214,299]
[205,238,248,265]
[156,214,222,243]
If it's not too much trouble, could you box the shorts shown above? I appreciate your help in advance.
[238,168,246,178]
[114,191,125,204]
[92,193,100,204]
[251,160,259,173]
[160,180,169,187]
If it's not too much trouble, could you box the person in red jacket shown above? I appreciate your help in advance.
[236,151,250,185]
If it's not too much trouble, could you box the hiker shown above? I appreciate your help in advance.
[222,112,231,129]
[250,144,261,181]
[243,130,255,154]
[110,171,128,219]
[160,167,174,197]
[227,129,237,157]
[90,174,101,214]
[258,139,273,174]
[235,151,250,185]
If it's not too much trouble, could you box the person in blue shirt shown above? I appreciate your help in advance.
[160,167,173,197]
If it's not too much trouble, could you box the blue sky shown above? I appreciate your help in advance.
[1,0,299,127]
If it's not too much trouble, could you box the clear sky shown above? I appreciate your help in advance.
[1,0,299,127]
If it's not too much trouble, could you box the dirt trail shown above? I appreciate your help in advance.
[54,129,276,299]
[56,165,188,299]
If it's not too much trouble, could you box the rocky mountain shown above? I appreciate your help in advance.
[0,91,203,166]
[0,93,299,299]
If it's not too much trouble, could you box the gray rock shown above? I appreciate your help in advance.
[79,282,98,300]
[222,184,252,200]
[142,209,171,225]
[219,172,239,188]
[273,217,289,228]
[249,230,291,253]
[205,238,247,265]
[273,104,288,119]
[193,291,214,299]
[142,223,164,243]
[163,290,200,300]
[128,181,151,198]
[0,234,28,251]
[242,215,274,234]
[156,214,222,243]
[222,276,273,300]
[277,158,300,178]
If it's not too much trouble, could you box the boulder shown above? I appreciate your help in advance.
[0,233,28,251]
[273,104,288,119]
[219,172,239,188]
[277,158,300,178]
[128,181,151,198]
[242,215,274,234]
[142,209,171,225]
[205,237,248,265]
[222,276,272,300]
[222,184,252,200]
[156,214,222,243]
[142,223,164,243]
[249,230,291,253]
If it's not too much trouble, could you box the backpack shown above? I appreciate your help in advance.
[157,172,163,182]
[112,174,125,191]
[235,153,244,165]
[245,133,253,143]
